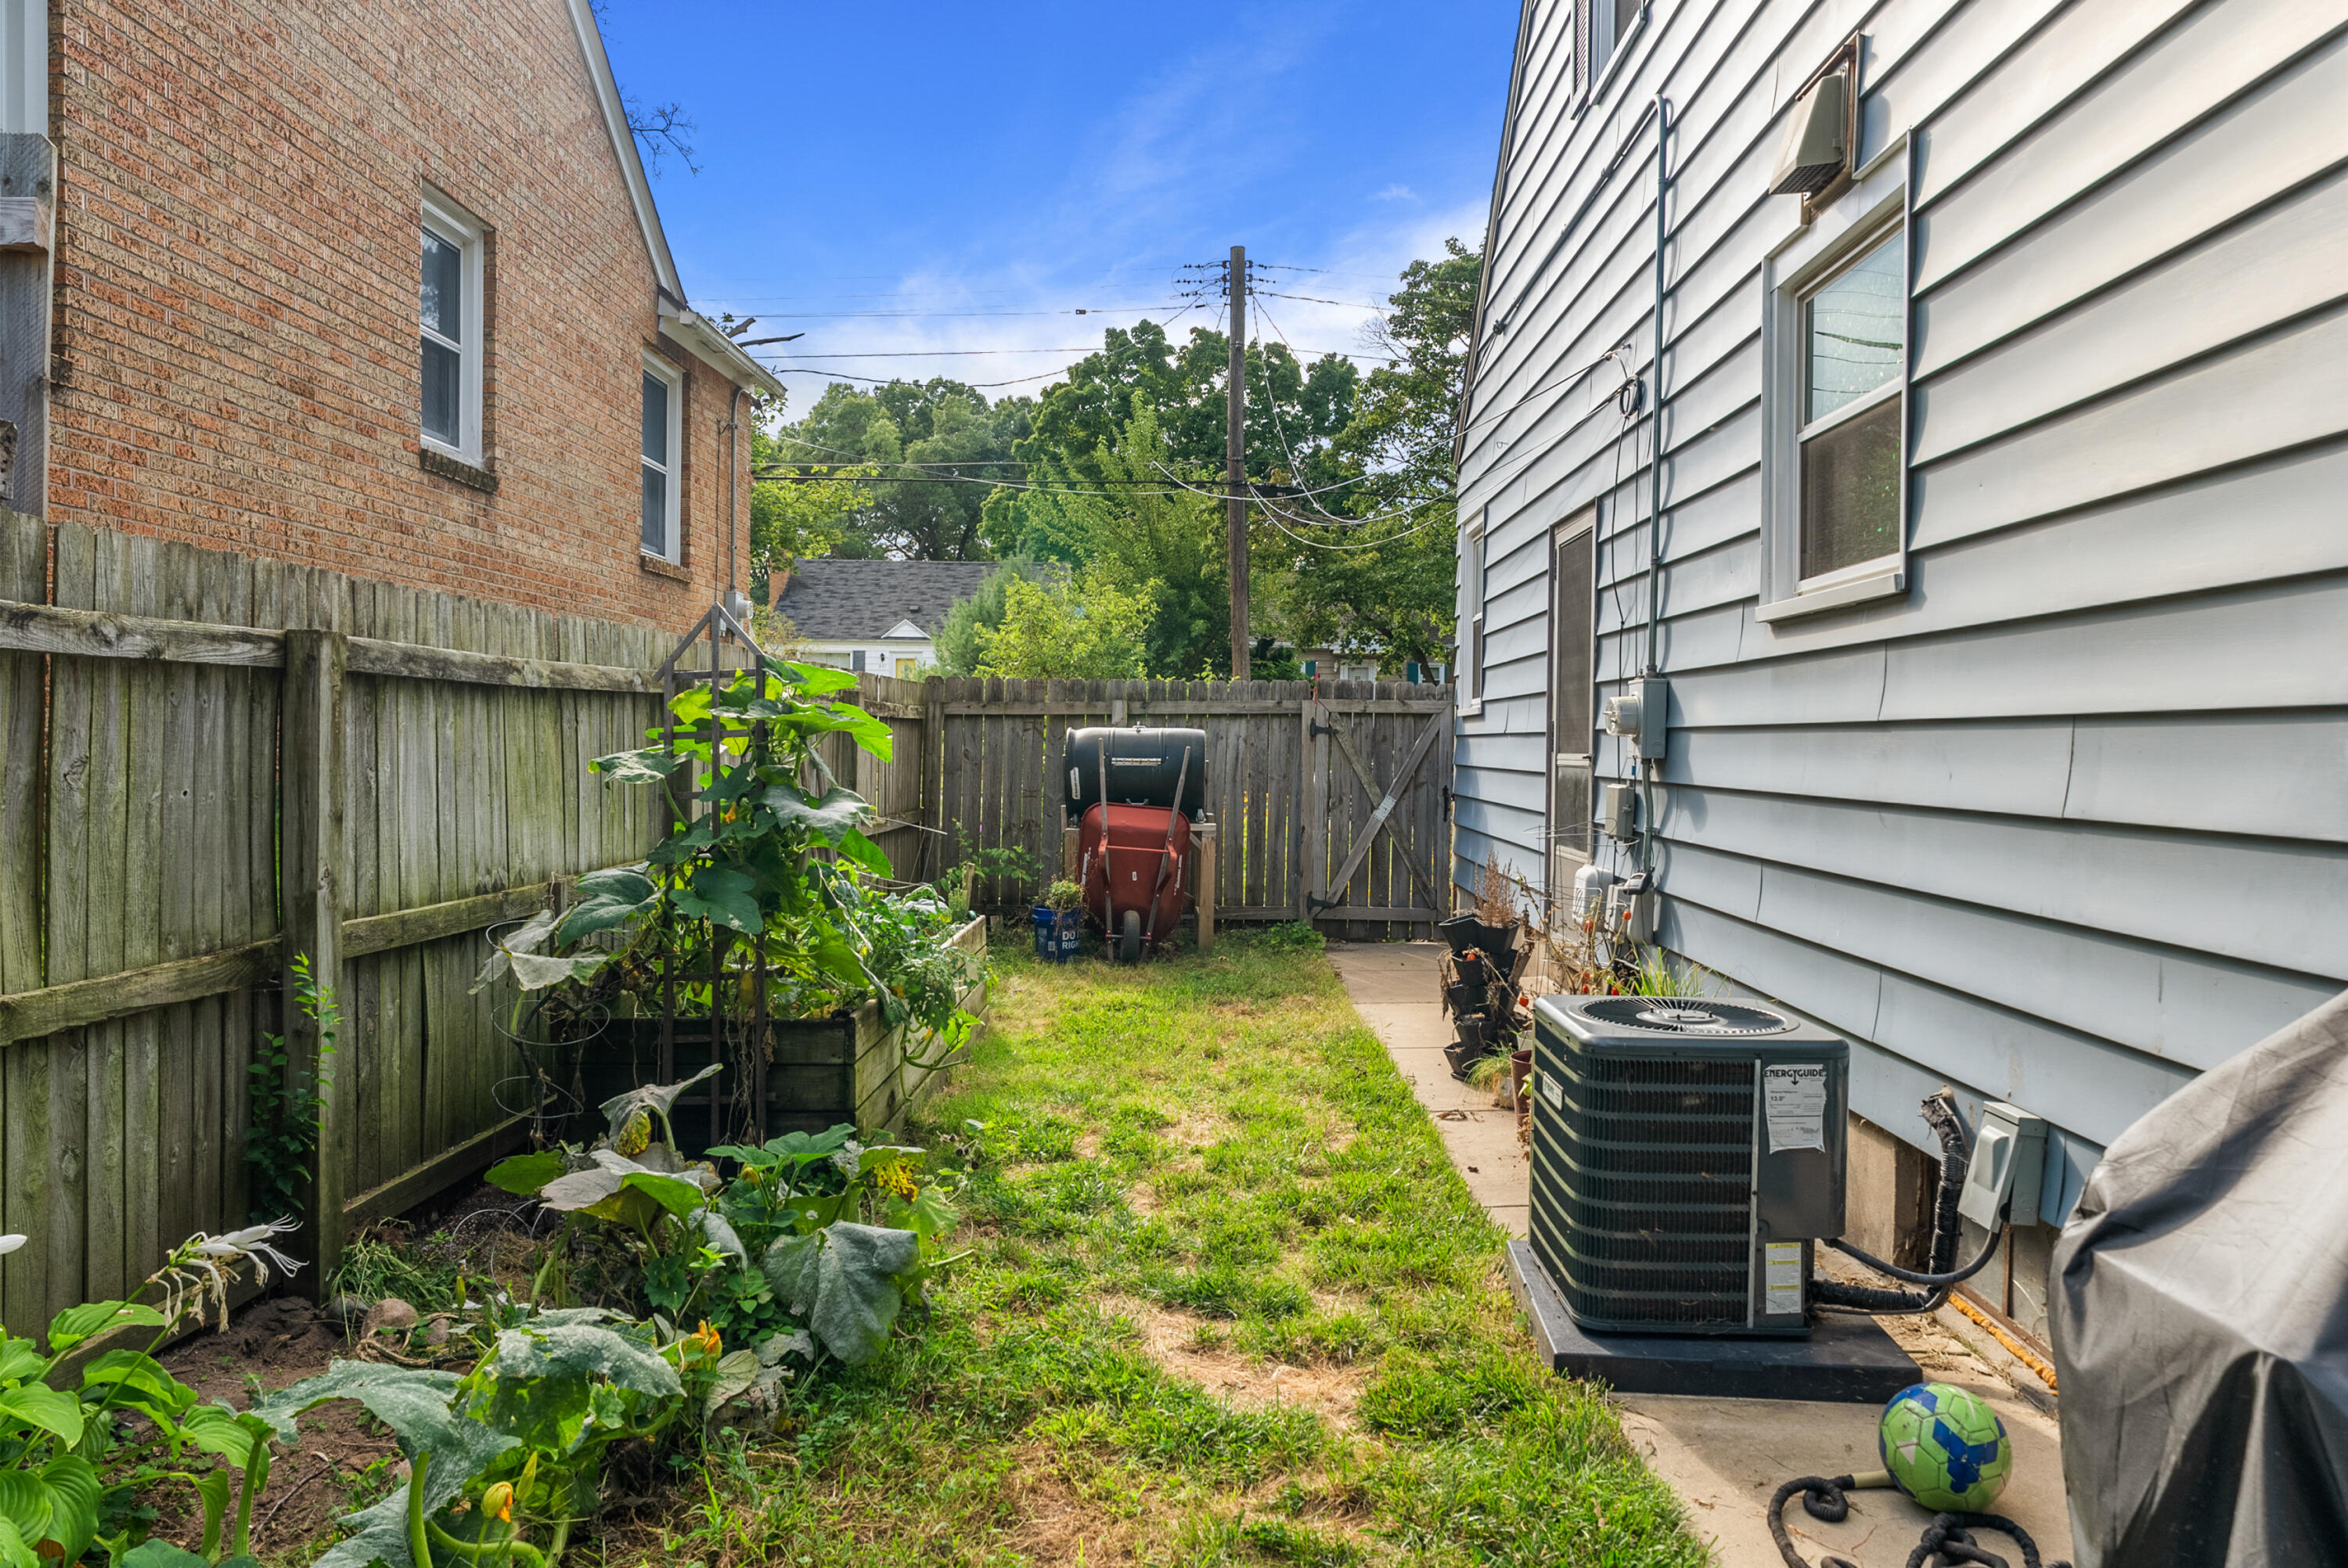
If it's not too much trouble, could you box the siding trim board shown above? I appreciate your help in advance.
[1455,0,2346,1188]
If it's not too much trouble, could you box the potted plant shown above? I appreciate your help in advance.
[1032,879,1083,962]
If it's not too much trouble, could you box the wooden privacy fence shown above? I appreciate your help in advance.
[0,514,682,1335]
[0,520,1454,1337]
[914,676,1454,940]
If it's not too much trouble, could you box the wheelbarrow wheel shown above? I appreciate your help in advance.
[1120,908,1143,963]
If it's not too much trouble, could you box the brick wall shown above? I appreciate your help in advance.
[43,0,747,631]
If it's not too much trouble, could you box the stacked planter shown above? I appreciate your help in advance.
[571,915,989,1156]
[1436,913,1532,1081]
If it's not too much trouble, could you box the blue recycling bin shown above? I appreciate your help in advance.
[1031,907,1082,962]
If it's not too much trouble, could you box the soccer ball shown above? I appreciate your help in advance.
[1878,1381,2011,1512]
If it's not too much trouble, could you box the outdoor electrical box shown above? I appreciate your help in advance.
[1529,994,1848,1336]
[1601,782,1639,842]
[1604,676,1670,764]
[1958,1101,2050,1230]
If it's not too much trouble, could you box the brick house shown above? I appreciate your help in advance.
[0,0,783,629]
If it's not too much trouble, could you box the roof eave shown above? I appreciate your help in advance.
[668,307,791,401]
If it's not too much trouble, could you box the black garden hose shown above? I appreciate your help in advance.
[1903,1513,2069,1568]
[1813,1088,1987,1316]
[1769,1476,2072,1568]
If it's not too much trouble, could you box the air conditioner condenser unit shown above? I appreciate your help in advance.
[1529,994,1847,1336]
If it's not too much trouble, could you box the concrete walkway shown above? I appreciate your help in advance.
[1324,941,2073,1568]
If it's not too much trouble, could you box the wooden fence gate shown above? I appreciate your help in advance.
[927,676,1453,940]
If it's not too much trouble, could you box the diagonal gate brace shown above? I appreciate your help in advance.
[1313,705,1449,918]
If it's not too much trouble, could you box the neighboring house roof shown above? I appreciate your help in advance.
[560,0,786,403]
[775,560,1004,641]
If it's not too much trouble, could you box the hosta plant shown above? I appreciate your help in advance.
[0,1224,301,1568]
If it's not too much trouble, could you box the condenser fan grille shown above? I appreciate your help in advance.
[1581,997,1793,1035]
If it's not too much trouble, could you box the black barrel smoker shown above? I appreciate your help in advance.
[1064,727,1207,961]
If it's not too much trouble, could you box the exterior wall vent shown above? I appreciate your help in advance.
[1768,69,1849,196]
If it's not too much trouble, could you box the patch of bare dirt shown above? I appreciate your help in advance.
[151,1296,402,1556]
[1102,1298,1367,1432]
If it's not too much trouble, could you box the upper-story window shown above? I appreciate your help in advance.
[1795,229,1904,582]
[641,356,682,561]
[1576,0,1647,105]
[419,191,484,465]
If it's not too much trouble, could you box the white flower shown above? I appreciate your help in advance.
[0,1234,26,1257]
[193,1217,304,1284]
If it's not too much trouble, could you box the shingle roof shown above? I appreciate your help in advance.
[772,559,1002,641]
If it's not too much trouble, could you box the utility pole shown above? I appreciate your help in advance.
[1226,244,1250,681]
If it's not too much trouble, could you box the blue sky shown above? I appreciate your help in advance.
[593,0,1520,415]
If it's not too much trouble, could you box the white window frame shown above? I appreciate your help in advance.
[1757,136,1914,624]
[640,352,684,563]
[419,188,484,466]
[1576,1,1650,115]
[1460,509,1489,715]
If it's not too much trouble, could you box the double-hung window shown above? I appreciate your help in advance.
[641,356,682,561]
[419,192,484,465]
[1797,233,1904,582]
[1758,150,1913,622]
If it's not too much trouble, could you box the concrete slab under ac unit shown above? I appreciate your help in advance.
[1506,1240,1921,1403]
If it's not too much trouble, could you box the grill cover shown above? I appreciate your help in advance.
[2050,987,2348,1566]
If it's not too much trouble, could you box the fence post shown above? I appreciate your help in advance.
[281,628,347,1294]
[920,676,944,880]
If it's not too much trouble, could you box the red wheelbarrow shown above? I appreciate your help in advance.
[1067,726,1206,962]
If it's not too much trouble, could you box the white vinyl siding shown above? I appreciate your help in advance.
[1452,0,2348,1240]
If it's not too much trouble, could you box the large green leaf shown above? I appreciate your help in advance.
[836,828,895,878]
[672,865,762,934]
[34,1455,99,1566]
[0,1382,82,1444]
[793,703,894,759]
[312,1487,414,1568]
[484,1150,567,1197]
[175,1404,272,1465]
[756,784,873,844]
[551,865,658,945]
[0,1517,32,1568]
[44,1299,169,1354]
[0,1473,45,1541]
[118,1541,257,1568]
[492,1324,680,1400]
[772,659,861,696]
[0,1338,41,1386]
[761,1223,920,1366]
[589,746,682,783]
[249,1362,462,1447]
[79,1350,197,1424]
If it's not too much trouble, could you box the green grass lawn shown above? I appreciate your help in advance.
[639,934,1706,1567]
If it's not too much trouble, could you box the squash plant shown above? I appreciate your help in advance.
[257,1307,723,1568]
[470,658,980,1045]
[485,1074,967,1374]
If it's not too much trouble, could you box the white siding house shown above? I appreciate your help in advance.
[1453,0,2346,1334]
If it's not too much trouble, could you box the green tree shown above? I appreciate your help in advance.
[769,380,1032,559]
[935,560,1043,675]
[747,425,869,602]
[987,405,1230,677]
[974,573,1154,680]
[1262,241,1482,671]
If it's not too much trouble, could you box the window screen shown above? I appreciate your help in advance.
[641,369,672,556]
[1550,519,1596,865]
[1797,229,1904,580]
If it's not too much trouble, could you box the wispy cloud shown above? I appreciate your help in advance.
[1373,183,1418,201]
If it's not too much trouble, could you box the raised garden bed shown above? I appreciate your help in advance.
[571,915,989,1156]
